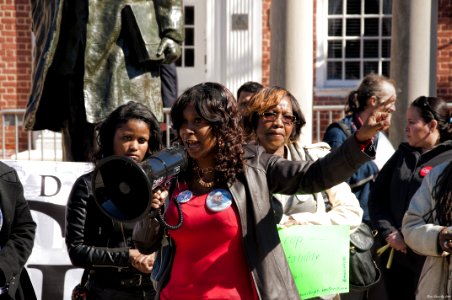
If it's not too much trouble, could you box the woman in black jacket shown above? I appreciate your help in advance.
[368,96,452,300]
[65,101,164,300]
[0,162,37,300]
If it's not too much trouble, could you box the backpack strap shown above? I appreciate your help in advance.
[332,121,353,138]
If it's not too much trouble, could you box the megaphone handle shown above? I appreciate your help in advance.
[156,198,183,230]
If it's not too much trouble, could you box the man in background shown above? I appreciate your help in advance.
[236,81,263,114]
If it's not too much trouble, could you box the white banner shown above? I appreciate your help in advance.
[4,160,94,300]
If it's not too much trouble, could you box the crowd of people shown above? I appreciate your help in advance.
[369,96,452,300]
[3,74,452,300]
[137,81,388,300]
[14,1,449,299]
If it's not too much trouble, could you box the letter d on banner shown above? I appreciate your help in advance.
[40,175,62,197]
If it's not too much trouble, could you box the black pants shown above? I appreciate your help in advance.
[379,249,425,300]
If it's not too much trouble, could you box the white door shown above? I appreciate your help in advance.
[176,0,207,94]
[176,0,262,96]
[205,0,262,96]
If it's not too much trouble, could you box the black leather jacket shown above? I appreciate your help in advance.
[142,137,372,300]
[0,162,37,300]
[369,140,452,239]
[65,172,149,287]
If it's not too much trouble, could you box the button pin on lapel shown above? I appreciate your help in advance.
[419,166,432,177]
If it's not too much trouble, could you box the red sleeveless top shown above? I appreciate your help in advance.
[160,183,258,300]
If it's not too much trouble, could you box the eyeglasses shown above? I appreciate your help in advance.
[260,111,297,125]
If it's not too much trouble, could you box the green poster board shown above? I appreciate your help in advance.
[278,225,350,299]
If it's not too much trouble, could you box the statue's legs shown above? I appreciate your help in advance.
[60,65,97,162]
[61,121,96,162]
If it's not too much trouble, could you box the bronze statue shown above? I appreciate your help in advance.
[25,0,184,161]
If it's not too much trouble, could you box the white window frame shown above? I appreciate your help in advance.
[176,4,196,68]
[315,0,392,94]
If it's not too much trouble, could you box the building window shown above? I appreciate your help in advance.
[319,0,392,87]
[175,5,195,67]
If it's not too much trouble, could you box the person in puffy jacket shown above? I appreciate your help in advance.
[402,160,452,300]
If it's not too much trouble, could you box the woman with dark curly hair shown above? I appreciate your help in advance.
[65,101,163,300]
[402,160,452,299]
[135,82,394,299]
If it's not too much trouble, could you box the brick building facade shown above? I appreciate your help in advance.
[0,0,450,153]
[260,0,451,141]
[261,0,451,102]
[0,0,31,109]
[0,0,32,155]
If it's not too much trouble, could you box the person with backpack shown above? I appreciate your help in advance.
[323,74,397,226]
[323,73,397,300]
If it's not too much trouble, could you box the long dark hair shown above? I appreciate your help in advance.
[93,101,163,162]
[411,96,452,143]
[433,161,452,226]
[171,82,245,185]
[345,73,395,115]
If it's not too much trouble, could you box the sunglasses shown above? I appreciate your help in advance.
[260,111,297,125]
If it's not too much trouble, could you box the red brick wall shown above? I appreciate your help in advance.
[262,0,271,86]
[0,0,32,155]
[437,0,452,102]
[0,0,32,109]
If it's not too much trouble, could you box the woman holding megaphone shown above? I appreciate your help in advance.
[65,101,164,300]
[135,82,394,300]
